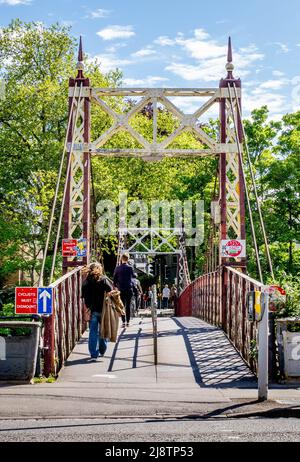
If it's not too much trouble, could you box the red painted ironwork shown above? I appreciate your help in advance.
[63,37,91,273]
[219,37,246,271]
[177,266,263,372]
[43,267,86,377]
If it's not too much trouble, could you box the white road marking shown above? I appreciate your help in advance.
[92,374,117,378]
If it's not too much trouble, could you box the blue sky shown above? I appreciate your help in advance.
[1,0,300,119]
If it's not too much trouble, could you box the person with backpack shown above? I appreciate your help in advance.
[132,272,143,314]
[81,262,113,360]
[113,252,135,328]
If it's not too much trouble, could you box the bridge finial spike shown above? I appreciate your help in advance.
[76,35,84,79]
[225,36,234,80]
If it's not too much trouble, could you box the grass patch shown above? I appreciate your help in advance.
[33,375,56,384]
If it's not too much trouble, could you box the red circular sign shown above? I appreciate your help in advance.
[225,240,243,257]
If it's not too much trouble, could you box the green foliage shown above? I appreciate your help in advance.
[33,375,56,384]
[0,303,34,336]
[269,273,300,318]
[0,20,114,285]
[0,20,298,320]
[249,339,258,360]
[1,303,15,317]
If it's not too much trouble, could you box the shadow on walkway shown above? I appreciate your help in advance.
[171,317,257,389]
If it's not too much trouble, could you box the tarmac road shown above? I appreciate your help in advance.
[0,417,300,442]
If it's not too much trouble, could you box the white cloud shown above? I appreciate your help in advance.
[123,76,169,86]
[154,36,176,46]
[259,79,288,90]
[105,43,127,53]
[97,25,135,41]
[272,70,285,77]
[155,29,264,82]
[90,54,133,73]
[166,48,264,83]
[273,42,290,53]
[131,48,157,58]
[0,0,31,4]
[89,8,110,19]
[244,88,288,116]
[244,80,260,88]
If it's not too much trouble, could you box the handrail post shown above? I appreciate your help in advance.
[151,284,158,366]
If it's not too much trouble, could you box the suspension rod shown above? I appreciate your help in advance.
[227,84,263,283]
[38,83,79,287]
[233,83,275,281]
[49,84,84,283]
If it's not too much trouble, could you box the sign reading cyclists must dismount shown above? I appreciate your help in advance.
[15,287,53,315]
[62,238,87,258]
[221,239,246,258]
[15,287,38,314]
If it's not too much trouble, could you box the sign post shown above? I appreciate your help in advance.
[258,288,269,401]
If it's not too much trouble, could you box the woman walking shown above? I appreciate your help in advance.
[82,262,113,360]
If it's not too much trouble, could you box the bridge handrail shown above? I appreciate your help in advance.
[49,266,83,288]
[225,266,264,288]
[177,266,264,373]
[44,266,86,377]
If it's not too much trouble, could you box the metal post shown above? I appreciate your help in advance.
[151,284,158,366]
[258,288,269,401]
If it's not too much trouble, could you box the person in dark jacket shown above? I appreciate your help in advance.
[113,252,134,328]
[82,262,113,360]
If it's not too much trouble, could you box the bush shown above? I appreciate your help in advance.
[270,273,300,318]
[0,302,33,336]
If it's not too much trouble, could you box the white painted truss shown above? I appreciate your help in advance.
[68,86,241,160]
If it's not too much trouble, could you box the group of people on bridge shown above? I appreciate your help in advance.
[82,253,175,361]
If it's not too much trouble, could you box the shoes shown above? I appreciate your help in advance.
[90,357,98,362]
[122,323,126,328]
[126,322,130,327]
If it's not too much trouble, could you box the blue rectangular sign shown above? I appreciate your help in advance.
[37,288,53,315]
[76,238,87,257]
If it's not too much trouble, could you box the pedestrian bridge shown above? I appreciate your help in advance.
[60,316,256,390]
[29,36,271,400]
[33,314,258,420]
[43,265,262,386]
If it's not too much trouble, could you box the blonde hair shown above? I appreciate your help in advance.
[121,252,129,263]
[82,262,103,281]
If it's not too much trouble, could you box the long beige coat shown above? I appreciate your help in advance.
[100,290,125,342]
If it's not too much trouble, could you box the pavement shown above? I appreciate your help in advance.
[0,316,300,420]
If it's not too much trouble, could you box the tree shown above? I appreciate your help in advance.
[0,20,115,284]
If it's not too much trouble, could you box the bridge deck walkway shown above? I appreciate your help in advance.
[2,317,300,419]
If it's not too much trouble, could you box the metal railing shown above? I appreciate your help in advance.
[43,267,86,376]
[177,266,264,372]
